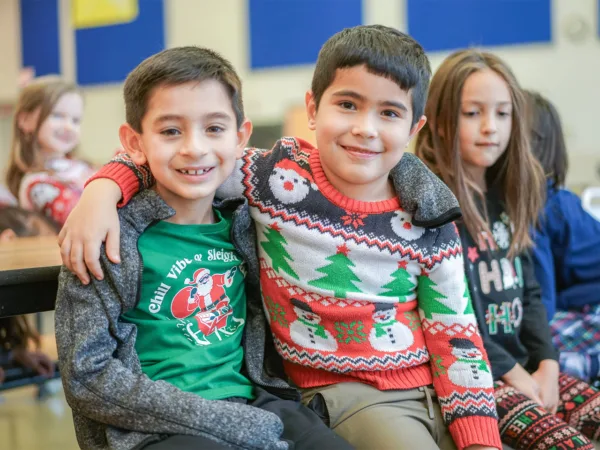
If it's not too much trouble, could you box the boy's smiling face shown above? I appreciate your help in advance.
[306,64,426,202]
[120,80,251,219]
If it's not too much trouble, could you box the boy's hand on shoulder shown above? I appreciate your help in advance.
[502,363,543,405]
[59,178,122,285]
[532,359,560,414]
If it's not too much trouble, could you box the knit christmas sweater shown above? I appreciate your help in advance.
[90,138,501,449]
[18,157,95,225]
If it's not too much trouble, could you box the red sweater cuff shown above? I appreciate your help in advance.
[86,163,140,208]
[449,416,502,450]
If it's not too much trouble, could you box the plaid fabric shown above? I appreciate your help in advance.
[551,304,600,382]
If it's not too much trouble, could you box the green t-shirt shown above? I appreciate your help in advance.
[122,209,254,400]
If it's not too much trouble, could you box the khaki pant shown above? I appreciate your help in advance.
[302,382,457,450]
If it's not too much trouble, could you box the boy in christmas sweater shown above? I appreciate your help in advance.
[59,26,501,450]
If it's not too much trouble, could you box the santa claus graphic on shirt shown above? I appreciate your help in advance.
[171,267,238,337]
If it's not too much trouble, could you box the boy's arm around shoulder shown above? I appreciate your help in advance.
[85,152,154,207]
[55,248,286,450]
[90,145,271,207]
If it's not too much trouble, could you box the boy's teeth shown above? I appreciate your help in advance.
[180,168,210,175]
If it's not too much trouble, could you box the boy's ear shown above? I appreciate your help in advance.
[407,115,428,145]
[17,108,40,134]
[236,118,253,158]
[119,124,147,166]
[305,90,317,131]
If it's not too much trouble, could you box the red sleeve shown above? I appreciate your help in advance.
[85,153,154,207]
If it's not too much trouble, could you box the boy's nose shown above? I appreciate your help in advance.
[352,115,377,139]
[181,136,209,157]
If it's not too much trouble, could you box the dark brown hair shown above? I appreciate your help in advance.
[124,46,244,132]
[311,25,431,126]
[526,90,568,188]
[416,50,545,257]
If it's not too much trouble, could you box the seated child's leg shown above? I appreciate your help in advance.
[557,373,600,441]
[301,382,456,450]
[251,388,354,450]
[143,434,234,449]
[494,381,594,449]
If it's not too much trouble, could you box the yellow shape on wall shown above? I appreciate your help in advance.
[73,0,139,29]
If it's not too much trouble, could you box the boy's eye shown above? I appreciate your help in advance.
[161,128,181,137]
[338,101,356,110]
[382,110,400,119]
[206,126,224,133]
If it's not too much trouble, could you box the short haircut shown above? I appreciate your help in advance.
[311,25,431,126]
[124,46,244,132]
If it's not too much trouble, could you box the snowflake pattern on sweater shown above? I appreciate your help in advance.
[90,138,501,449]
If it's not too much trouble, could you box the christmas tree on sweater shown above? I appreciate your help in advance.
[261,223,299,280]
[309,244,363,298]
[380,261,415,301]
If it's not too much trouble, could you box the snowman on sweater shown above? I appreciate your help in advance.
[369,303,414,352]
[289,298,337,352]
[448,338,493,388]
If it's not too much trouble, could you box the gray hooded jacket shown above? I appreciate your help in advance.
[55,192,296,450]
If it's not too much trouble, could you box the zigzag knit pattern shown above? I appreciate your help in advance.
[274,340,430,372]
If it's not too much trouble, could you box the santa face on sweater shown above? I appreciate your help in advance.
[305,65,426,202]
[268,160,314,204]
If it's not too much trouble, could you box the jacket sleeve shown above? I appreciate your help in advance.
[55,258,286,450]
[418,223,501,450]
[532,224,557,321]
[519,250,559,369]
[555,189,600,309]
